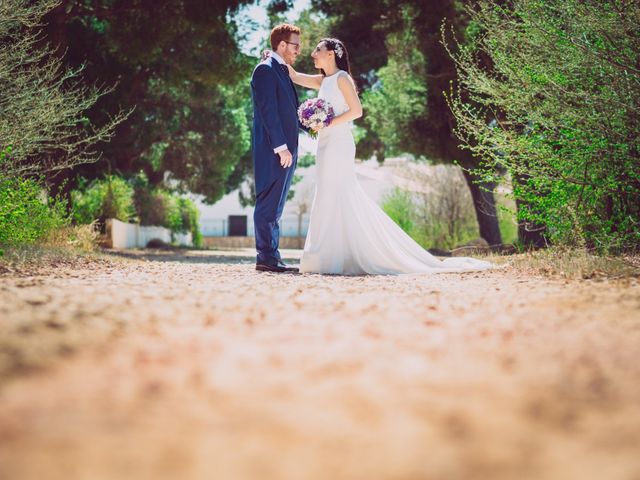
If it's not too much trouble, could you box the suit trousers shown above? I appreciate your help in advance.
[254,165,296,265]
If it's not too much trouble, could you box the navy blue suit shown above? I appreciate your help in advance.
[250,56,300,266]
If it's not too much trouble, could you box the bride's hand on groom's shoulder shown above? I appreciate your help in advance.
[260,49,272,61]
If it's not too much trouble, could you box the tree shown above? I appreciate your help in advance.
[43,0,255,203]
[446,0,640,252]
[0,0,125,180]
[310,0,503,246]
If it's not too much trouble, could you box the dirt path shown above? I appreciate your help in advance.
[1,249,639,480]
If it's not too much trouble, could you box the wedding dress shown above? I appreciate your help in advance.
[299,70,494,275]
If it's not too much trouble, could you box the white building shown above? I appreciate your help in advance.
[195,134,430,238]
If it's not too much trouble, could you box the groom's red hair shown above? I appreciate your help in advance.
[270,23,301,50]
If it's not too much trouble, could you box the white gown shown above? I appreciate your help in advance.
[299,71,494,275]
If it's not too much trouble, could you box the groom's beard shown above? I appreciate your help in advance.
[283,52,298,65]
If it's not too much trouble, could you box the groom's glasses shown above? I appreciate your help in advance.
[285,41,301,51]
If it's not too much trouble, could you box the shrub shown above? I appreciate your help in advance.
[134,186,167,227]
[161,191,183,232]
[446,0,640,252]
[132,174,202,247]
[73,172,202,247]
[383,163,480,250]
[158,192,203,247]
[0,176,69,246]
[44,221,100,252]
[177,197,203,247]
[382,187,415,234]
[71,176,136,225]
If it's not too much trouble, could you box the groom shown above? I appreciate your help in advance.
[250,23,302,273]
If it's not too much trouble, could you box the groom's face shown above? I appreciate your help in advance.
[281,34,301,65]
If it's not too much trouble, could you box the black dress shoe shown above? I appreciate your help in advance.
[277,261,299,272]
[255,262,299,273]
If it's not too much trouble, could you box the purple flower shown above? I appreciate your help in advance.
[297,98,335,133]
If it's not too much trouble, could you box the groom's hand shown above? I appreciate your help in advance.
[278,149,293,168]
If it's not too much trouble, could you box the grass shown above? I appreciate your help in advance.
[503,247,640,280]
[0,244,122,275]
[473,195,639,281]
[0,222,117,274]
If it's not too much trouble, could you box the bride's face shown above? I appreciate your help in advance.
[311,42,333,70]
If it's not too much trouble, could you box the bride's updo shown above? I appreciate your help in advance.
[319,38,354,79]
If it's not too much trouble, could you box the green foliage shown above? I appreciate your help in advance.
[0,176,69,246]
[382,187,415,234]
[496,194,519,246]
[308,0,389,88]
[71,176,136,224]
[159,83,254,202]
[48,0,254,203]
[158,191,182,232]
[0,147,12,166]
[297,152,316,168]
[145,192,203,247]
[289,9,337,82]
[362,6,428,156]
[446,0,640,252]
[176,197,203,248]
[309,0,474,162]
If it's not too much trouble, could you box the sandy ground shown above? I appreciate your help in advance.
[0,248,639,480]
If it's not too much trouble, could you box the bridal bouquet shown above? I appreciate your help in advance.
[298,98,335,138]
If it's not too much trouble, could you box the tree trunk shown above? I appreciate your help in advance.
[514,199,548,248]
[461,169,502,247]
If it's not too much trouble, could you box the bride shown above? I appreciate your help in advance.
[287,38,493,275]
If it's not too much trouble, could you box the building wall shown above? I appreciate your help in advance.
[195,138,421,239]
[107,219,192,248]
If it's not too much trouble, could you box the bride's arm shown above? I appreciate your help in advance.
[327,73,363,127]
[287,64,323,90]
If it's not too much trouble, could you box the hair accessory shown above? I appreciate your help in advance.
[334,43,344,59]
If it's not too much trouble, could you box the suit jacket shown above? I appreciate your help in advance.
[250,56,300,195]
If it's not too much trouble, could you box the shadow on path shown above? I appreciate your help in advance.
[102,248,303,265]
